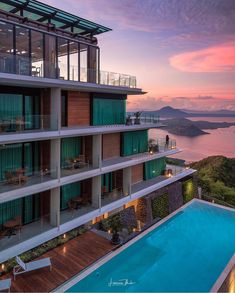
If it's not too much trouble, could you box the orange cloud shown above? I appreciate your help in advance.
[169,42,235,72]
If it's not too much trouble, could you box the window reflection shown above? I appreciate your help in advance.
[80,43,87,82]
[31,30,44,77]
[15,26,30,75]
[58,37,68,80]
[69,41,79,81]
[0,21,14,73]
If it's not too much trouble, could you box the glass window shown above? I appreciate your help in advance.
[15,26,30,75]
[58,37,68,80]
[80,43,87,82]
[31,30,44,77]
[44,34,56,78]
[69,41,79,81]
[0,21,14,73]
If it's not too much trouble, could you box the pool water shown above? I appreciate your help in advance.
[67,201,235,292]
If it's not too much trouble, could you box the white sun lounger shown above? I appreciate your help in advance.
[13,256,52,280]
[0,278,11,292]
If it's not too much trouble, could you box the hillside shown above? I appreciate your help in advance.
[191,156,235,206]
[162,118,235,137]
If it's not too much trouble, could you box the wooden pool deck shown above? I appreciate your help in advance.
[1,231,114,292]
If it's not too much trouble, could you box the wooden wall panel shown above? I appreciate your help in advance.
[41,89,51,129]
[40,191,50,217]
[115,170,123,190]
[67,91,90,126]
[40,140,50,171]
[132,164,143,184]
[84,136,92,164]
[102,133,120,160]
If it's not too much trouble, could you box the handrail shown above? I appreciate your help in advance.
[0,53,137,88]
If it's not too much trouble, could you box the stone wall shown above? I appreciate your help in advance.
[136,181,184,225]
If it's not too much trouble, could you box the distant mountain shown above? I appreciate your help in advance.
[144,106,189,117]
[142,106,235,118]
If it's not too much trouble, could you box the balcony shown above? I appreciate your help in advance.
[0,115,57,136]
[131,164,194,195]
[0,54,137,88]
[0,192,53,254]
[0,141,58,196]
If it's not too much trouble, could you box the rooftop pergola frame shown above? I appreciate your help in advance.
[0,0,111,41]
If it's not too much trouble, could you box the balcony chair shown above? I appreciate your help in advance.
[4,171,19,185]
[13,256,52,280]
[67,199,77,215]
[15,117,24,132]
[63,159,74,170]
[0,278,11,293]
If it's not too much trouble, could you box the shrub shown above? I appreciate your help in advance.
[152,193,169,219]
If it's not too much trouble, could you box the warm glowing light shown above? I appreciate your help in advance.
[63,246,67,253]
[103,213,108,219]
[1,264,5,270]
[63,233,66,239]
[212,200,215,203]
[108,229,111,234]
[150,150,153,155]
[133,228,136,232]
[92,218,96,225]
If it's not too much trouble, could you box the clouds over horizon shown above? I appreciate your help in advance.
[40,0,235,108]
[170,41,235,72]
[127,95,235,111]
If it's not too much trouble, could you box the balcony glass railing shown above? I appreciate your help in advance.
[0,167,58,194]
[0,115,57,134]
[0,53,137,88]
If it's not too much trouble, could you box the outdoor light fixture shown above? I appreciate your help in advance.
[63,233,66,239]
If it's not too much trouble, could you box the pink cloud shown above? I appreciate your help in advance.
[169,42,235,72]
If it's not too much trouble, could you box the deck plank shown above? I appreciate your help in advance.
[1,231,114,292]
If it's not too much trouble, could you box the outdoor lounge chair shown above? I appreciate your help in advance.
[0,278,11,292]
[13,256,52,280]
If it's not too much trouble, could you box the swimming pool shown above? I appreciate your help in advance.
[64,200,235,292]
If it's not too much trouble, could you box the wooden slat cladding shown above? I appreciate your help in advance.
[102,133,120,160]
[67,91,90,126]
[41,89,51,129]
[40,140,50,171]
[115,170,123,189]
[84,136,92,163]
[132,164,144,184]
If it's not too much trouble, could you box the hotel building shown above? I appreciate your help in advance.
[0,0,196,263]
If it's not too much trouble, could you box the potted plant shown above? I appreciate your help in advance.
[133,111,142,125]
[109,214,122,245]
[126,114,132,126]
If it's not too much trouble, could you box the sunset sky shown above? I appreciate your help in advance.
[41,0,235,111]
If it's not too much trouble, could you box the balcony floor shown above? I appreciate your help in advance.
[60,205,96,225]
[0,174,53,196]
[0,217,53,252]
[101,190,125,207]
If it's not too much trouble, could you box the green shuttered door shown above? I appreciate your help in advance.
[122,130,148,156]
[61,137,81,166]
[60,182,81,210]
[144,157,166,180]
[93,98,126,125]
